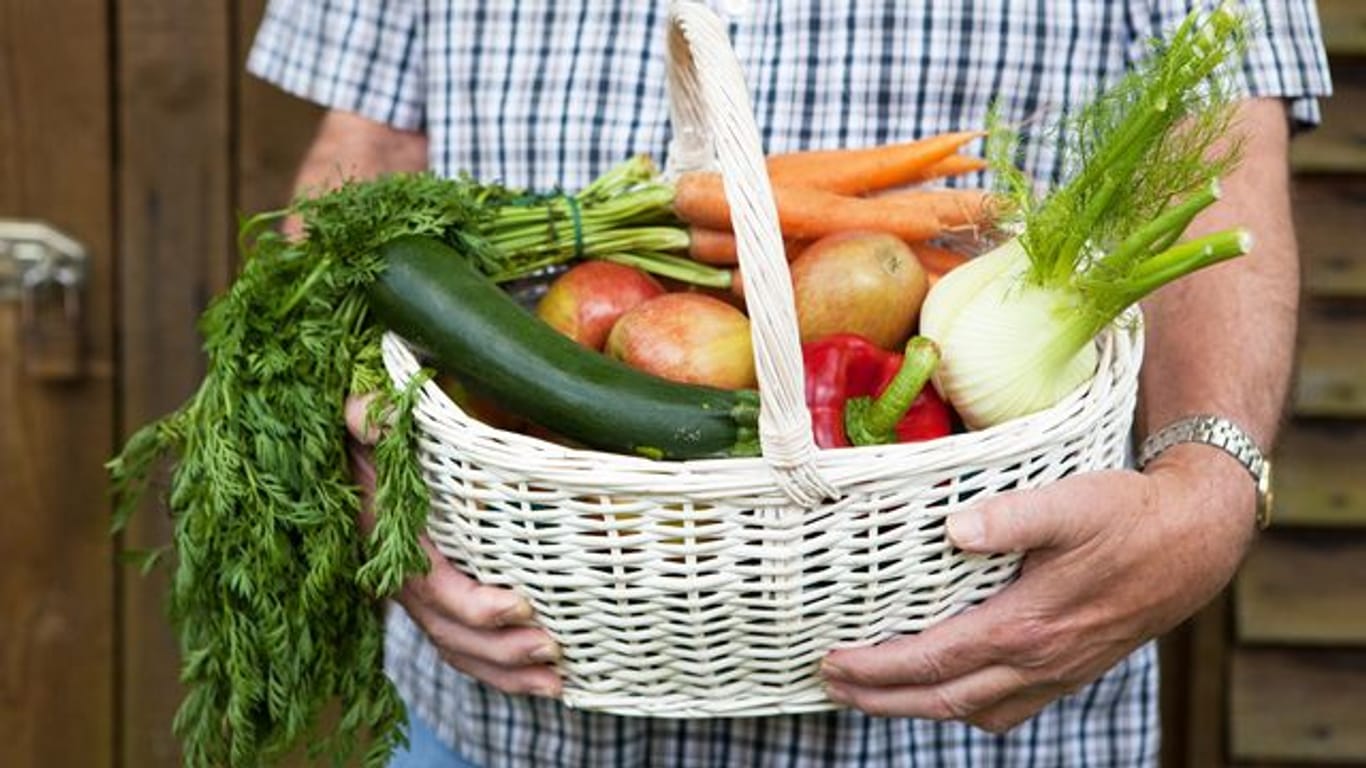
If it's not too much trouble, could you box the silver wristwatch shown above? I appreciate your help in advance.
[1136,414,1273,530]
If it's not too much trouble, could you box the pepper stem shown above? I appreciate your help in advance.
[845,337,940,447]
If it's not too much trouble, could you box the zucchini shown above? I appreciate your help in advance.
[367,235,761,459]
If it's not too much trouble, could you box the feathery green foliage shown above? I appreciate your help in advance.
[107,158,690,766]
[988,3,1249,325]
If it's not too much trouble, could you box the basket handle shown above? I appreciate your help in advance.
[664,1,835,507]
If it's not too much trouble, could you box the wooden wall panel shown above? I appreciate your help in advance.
[1291,61,1366,173]
[1236,531,1366,644]
[1293,177,1366,298]
[1293,302,1366,417]
[1230,650,1366,764]
[1274,420,1366,526]
[115,2,235,765]
[237,0,324,219]
[0,1,116,766]
[1317,0,1366,56]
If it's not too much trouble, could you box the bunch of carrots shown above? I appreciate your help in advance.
[668,130,997,280]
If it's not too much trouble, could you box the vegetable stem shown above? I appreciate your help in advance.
[846,337,939,446]
[1088,180,1221,281]
[592,251,734,288]
[1117,228,1251,301]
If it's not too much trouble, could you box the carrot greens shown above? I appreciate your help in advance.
[107,159,705,767]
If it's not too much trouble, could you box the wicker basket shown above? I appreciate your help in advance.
[381,0,1143,718]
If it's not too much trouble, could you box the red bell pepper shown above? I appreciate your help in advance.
[802,333,952,449]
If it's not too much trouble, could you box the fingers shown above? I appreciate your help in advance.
[963,688,1063,734]
[947,470,1134,554]
[343,391,561,697]
[440,649,563,699]
[398,535,564,697]
[344,393,390,445]
[403,535,538,630]
[824,664,1039,723]
[823,597,1023,688]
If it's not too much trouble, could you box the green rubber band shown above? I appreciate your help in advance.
[561,194,585,260]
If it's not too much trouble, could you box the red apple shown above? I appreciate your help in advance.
[606,293,756,390]
[536,261,665,350]
[789,230,928,349]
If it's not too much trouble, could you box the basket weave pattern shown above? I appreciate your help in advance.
[381,1,1143,718]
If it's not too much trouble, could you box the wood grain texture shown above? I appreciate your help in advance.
[1293,301,1366,417]
[1180,598,1232,768]
[1230,649,1366,763]
[236,0,323,220]
[1274,419,1366,526]
[1294,177,1366,299]
[1236,531,1366,644]
[0,0,115,765]
[1291,61,1366,173]
[1317,0,1366,55]
[115,1,234,765]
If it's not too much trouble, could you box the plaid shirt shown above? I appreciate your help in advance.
[250,2,1329,766]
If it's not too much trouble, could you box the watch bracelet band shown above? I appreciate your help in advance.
[1135,414,1273,530]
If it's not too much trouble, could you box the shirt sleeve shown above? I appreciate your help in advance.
[1131,1,1333,129]
[247,0,426,131]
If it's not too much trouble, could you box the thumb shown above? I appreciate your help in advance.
[946,472,1118,553]
[344,393,391,445]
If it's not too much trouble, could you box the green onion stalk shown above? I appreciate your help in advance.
[106,157,708,767]
[919,4,1252,429]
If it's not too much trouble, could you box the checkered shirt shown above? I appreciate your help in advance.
[249,2,1330,765]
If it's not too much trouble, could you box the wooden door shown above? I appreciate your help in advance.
[0,1,116,766]
[110,0,322,763]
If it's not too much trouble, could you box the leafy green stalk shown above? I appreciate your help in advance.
[107,157,690,767]
[990,2,1249,312]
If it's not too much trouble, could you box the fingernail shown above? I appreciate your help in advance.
[820,658,848,681]
[948,510,984,549]
[529,643,560,664]
[496,601,534,627]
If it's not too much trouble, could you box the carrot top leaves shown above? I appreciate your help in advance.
[107,157,691,768]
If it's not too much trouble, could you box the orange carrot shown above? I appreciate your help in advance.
[879,188,1000,229]
[908,241,972,275]
[908,153,989,183]
[687,227,740,265]
[673,172,958,243]
[687,226,807,265]
[764,131,983,195]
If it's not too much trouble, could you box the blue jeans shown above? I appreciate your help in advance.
[389,711,481,768]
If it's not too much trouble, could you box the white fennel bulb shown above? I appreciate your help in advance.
[921,5,1255,429]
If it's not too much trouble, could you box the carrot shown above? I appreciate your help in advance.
[764,131,983,195]
[673,172,956,243]
[908,241,972,275]
[687,226,807,266]
[909,153,989,183]
[879,188,1000,229]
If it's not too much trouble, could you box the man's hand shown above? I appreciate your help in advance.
[345,396,563,698]
[821,446,1255,732]
[821,98,1293,732]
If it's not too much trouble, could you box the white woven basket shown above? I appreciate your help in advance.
[381,0,1144,718]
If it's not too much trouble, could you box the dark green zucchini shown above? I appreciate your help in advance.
[367,234,761,459]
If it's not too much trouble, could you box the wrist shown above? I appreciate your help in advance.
[1138,414,1273,530]
[1141,441,1261,545]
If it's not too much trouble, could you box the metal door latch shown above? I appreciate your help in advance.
[0,219,88,380]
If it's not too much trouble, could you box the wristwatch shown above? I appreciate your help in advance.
[1136,414,1273,530]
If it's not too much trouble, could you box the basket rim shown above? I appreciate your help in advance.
[380,309,1144,498]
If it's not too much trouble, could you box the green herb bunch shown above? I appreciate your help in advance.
[108,158,689,766]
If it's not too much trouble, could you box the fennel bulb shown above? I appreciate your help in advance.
[920,4,1253,430]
